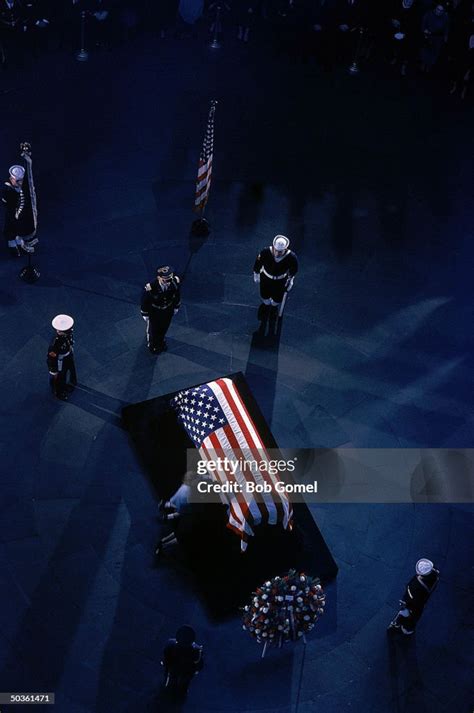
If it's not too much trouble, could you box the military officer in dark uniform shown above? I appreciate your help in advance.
[388,558,440,635]
[141,265,181,354]
[47,314,77,400]
[253,235,298,324]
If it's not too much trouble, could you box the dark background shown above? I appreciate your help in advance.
[0,18,473,713]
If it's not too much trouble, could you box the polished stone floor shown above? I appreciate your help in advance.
[0,25,472,713]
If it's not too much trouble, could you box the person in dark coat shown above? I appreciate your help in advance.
[420,3,449,72]
[235,0,257,42]
[388,558,440,635]
[141,265,181,354]
[0,0,28,67]
[162,626,204,695]
[387,0,421,75]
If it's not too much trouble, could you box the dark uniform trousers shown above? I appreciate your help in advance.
[391,569,439,634]
[162,639,203,693]
[47,333,77,399]
[141,277,181,352]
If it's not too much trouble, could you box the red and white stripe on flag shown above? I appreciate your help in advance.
[199,378,293,551]
[194,101,216,212]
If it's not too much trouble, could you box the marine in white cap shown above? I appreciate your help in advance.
[253,234,298,328]
[388,559,440,635]
[47,315,77,400]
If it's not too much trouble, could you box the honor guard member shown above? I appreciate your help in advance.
[388,558,440,635]
[141,265,181,354]
[162,625,204,695]
[2,155,37,257]
[253,234,298,319]
[47,314,77,400]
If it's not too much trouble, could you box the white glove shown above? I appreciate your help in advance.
[253,272,260,283]
[286,277,294,292]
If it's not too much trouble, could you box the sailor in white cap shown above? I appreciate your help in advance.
[2,146,38,257]
[253,235,298,328]
[47,315,77,400]
[388,558,440,635]
[2,166,26,257]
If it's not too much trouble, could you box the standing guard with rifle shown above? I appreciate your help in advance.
[253,234,298,330]
[388,558,440,636]
[2,141,38,258]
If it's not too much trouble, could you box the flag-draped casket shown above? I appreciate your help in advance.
[172,377,293,551]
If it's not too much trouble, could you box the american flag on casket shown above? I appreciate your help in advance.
[172,377,293,551]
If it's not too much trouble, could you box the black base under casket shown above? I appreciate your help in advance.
[122,372,337,616]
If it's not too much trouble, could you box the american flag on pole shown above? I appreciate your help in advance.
[172,377,293,551]
[194,100,217,213]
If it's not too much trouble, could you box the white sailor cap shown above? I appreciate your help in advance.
[9,165,25,181]
[273,235,290,251]
[52,314,74,331]
[416,558,434,576]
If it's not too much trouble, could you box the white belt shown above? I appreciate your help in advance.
[261,268,288,281]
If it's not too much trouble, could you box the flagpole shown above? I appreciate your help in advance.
[191,100,217,237]
[191,204,210,237]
